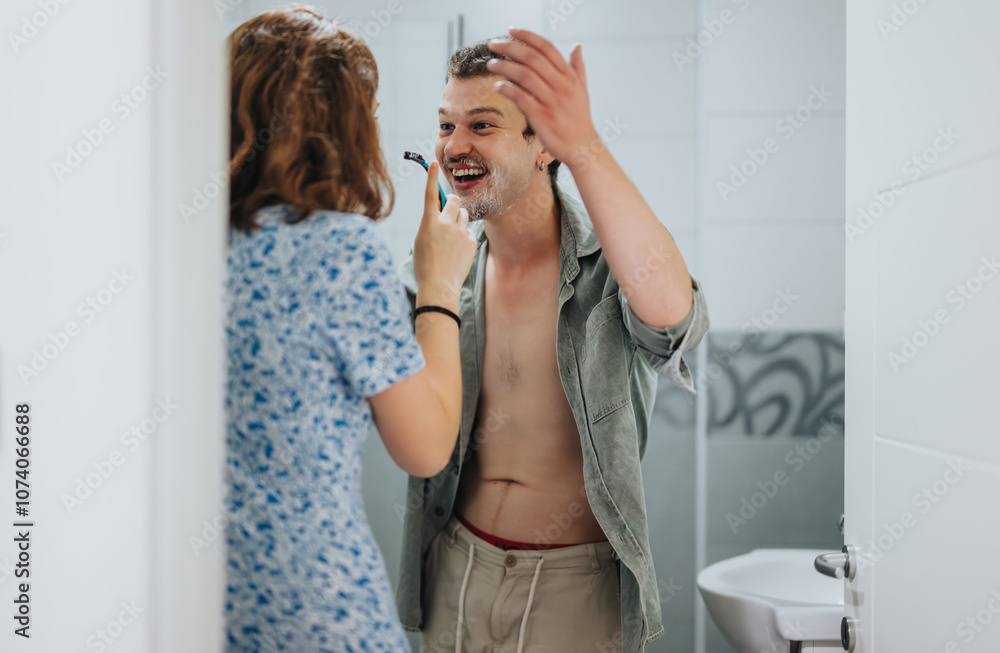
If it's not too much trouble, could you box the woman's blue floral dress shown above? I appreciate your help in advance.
[224,205,423,652]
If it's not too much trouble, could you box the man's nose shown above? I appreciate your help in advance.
[443,129,473,159]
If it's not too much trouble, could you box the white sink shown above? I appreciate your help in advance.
[697,549,844,652]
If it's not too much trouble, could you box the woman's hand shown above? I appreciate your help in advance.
[371,161,476,478]
[413,161,478,311]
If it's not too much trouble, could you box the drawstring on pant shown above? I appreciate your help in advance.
[516,558,544,653]
[453,541,544,653]
[454,541,475,653]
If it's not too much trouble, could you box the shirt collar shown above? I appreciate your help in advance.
[556,181,600,255]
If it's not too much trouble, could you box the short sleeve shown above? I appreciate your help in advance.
[321,218,425,398]
[618,276,710,394]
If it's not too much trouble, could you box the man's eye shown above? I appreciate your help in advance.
[439,124,454,131]
[474,122,493,130]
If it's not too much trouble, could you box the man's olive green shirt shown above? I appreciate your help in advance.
[395,184,709,652]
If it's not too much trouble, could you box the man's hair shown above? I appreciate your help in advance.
[227,5,393,231]
[446,37,562,183]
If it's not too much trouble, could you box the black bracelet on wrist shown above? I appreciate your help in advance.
[413,305,461,328]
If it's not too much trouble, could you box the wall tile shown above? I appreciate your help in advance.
[543,0,697,40]
[558,135,697,233]
[870,439,1000,652]
[840,0,1000,174]
[702,223,845,332]
[367,17,451,143]
[553,39,699,136]
[872,155,1000,465]
[610,136,699,233]
[706,436,844,547]
[644,375,699,652]
[703,0,845,113]
[706,332,845,437]
[461,0,546,41]
[704,114,845,221]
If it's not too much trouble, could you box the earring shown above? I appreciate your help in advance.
[538,162,544,171]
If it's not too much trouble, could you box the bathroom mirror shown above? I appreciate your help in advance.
[218,2,847,651]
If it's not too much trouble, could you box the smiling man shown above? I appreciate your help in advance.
[396,29,709,653]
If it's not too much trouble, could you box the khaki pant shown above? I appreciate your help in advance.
[420,516,622,653]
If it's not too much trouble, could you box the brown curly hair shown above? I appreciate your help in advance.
[228,5,393,231]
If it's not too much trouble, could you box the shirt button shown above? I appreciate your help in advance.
[434,506,444,517]
[504,553,517,568]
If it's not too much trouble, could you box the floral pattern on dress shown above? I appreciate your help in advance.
[224,205,422,652]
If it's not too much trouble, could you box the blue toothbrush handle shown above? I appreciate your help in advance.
[403,152,447,211]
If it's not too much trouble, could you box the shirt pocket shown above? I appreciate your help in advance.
[582,295,632,423]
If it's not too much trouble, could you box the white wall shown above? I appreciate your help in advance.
[700,0,845,334]
[846,1,1000,651]
[0,0,226,650]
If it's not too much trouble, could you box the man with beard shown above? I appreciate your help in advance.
[396,29,709,653]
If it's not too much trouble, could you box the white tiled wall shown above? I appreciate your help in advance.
[611,136,700,232]
[543,0,696,39]
[847,1,1000,651]
[871,157,1000,463]
[702,0,846,113]
[570,39,699,136]
[701,0,845,332]
[703,222,844,331]
[704,115,845,222]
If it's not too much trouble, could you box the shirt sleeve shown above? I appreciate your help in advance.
[398,250,419,317]
[322,220,425,398]
[618,276,709,394]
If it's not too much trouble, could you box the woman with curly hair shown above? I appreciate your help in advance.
[223,6,475,650]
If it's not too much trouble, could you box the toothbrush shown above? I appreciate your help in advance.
[403,151,447,211]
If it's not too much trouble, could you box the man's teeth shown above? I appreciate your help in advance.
[453,168,485,177]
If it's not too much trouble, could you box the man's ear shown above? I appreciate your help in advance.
[537,147,556,169]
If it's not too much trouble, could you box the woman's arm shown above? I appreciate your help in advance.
[369,162,476,478]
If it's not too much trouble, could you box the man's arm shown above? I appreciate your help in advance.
[572,150,694,328]
[488,28,694,329]
[619,278,709,393]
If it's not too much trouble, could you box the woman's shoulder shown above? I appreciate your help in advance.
[253,204,374,234]
[228,206,396,289]
[305,210,392,263]
[245,205,387,252]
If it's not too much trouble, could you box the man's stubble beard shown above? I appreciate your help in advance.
[463,162,534,223]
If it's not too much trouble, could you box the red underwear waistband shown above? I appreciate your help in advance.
[455,512,575,551]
